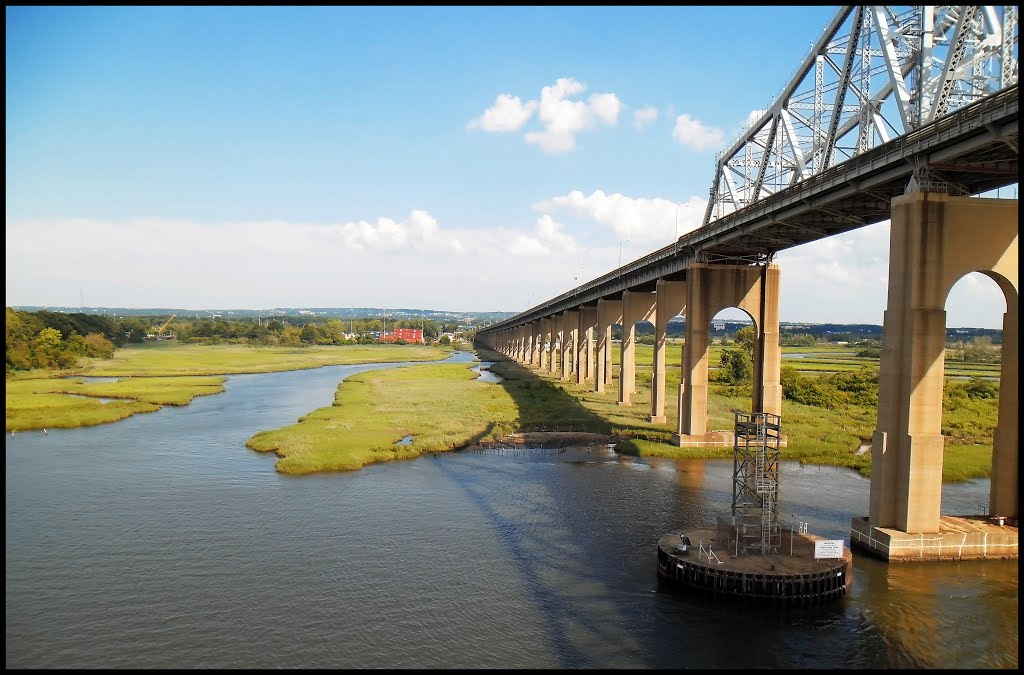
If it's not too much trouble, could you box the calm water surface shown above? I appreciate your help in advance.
[5,352,1018,668]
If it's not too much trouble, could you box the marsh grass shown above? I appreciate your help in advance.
[6,378,160,430]
[61,342,452,377]
[8,339,998,484]
[5,342,451,431]
[247,362,515,473]
[57,376,228,405]
[471,345,997,483]
[245,355,615,474]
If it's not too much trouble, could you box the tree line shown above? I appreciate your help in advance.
[6,308,471,375]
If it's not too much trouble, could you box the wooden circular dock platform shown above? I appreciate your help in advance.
[657,528,853,605]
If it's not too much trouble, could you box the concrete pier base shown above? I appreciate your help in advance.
[670,431,788,448]
[657,527,851,605]
[850,515,1018,562]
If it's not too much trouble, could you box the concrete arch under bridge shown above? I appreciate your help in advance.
[850,193,1018,560]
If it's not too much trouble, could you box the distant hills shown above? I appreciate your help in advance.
[11,306,517,326]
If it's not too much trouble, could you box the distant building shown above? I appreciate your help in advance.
[379,328,424,344]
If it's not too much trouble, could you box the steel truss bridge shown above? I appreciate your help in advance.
[480,5,1018,334]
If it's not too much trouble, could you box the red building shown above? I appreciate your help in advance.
[378,328,424,344]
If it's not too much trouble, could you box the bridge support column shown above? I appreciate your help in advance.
[619,291,656,405]
[565,309,581,381]
[536,321,544,368]
[596,299,622,393]
[577,306,597,385]
[540,318,551,371]
[550,317,560,375]
[867,193,1018,536]
[752,265,782,418]
[548,317,557,373]
[991,304,1018,521]
[563,310,577,380]
[651,280,686,423]
[676,262,781,440]
[585,320,595,382]
[537,319,545,370]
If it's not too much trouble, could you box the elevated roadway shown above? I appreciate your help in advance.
[484,84,1017,331]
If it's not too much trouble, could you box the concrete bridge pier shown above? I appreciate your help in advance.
[552,317,563,376]
[541,317,552,371]
[673,262,782,445]
[619,291,656,406]
[853,193,1018,561]
[536,319,545,370]
[595,299,622,393]
[650,280,686,423]
[575,306,596,386]
[563,310,578,381]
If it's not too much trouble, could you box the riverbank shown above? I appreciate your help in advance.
[6,342,996,483]
[471,346,995,483]
[5,342,453,431]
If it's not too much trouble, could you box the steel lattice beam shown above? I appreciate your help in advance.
[704,5,1018,226]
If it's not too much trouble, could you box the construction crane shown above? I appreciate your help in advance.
[145,315,177,340]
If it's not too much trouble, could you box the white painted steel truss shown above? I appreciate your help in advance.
[703,5,1019,225]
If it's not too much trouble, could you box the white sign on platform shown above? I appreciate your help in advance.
[814,539,845,559]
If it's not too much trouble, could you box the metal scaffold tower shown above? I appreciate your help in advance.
[732,412,782,555]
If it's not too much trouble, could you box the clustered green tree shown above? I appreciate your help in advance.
[6,308,118,374]
[714,326,756,385]
[780,331,819,347]
[946,335,1001,363]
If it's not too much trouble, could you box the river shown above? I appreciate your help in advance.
[5,352,1018,668]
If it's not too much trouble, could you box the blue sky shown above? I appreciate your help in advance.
[5,5,1012,327]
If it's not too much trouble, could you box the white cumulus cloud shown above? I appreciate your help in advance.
[467,93,537,132]
[471,77,622,153]
[672,113,726,152]
[329,210,462,254]
[533,189,707,244]
[502,214,577,256]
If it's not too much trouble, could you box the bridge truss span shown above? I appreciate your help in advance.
[704,5,1018,226]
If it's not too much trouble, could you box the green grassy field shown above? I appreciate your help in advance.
[237,342,998,481]
[613,340,1001,379]
[474,342,999,483]
[5,342,452,431]
[6,339,1000,484]
[19,341,454,377]
[246,360,524,474]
